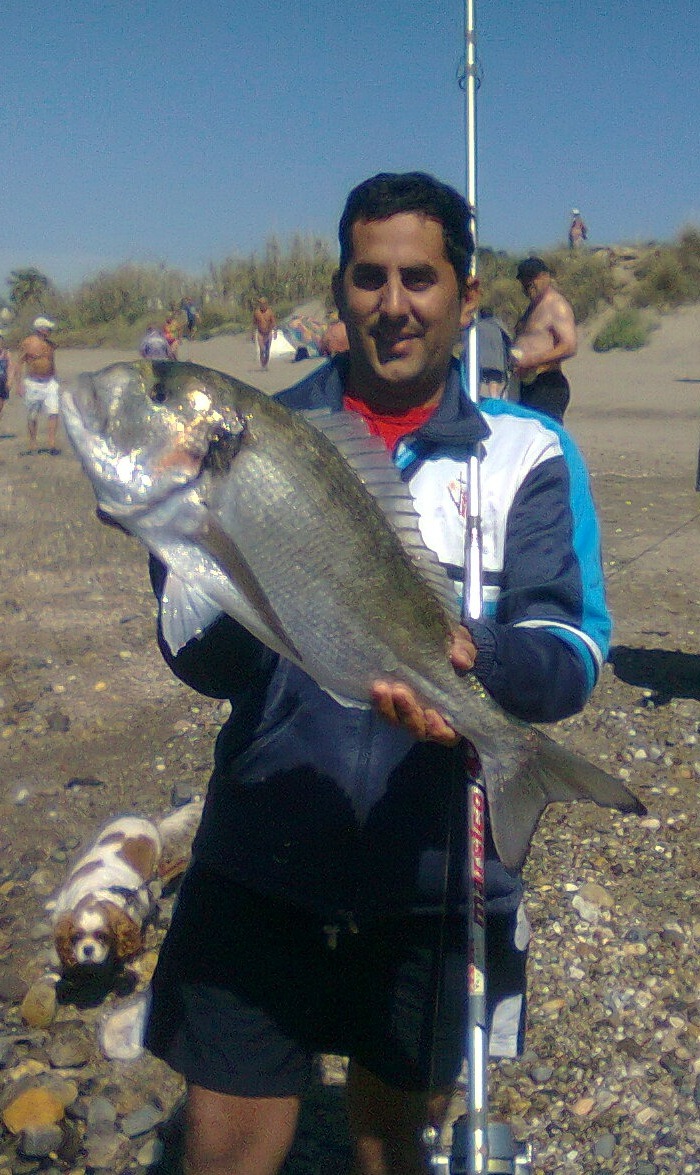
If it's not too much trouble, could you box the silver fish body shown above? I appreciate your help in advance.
[61,360,645,871]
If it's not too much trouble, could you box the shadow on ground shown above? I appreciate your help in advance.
[150,1081,353,1175]
[609,645,700,705]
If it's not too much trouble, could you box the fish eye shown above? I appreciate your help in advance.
[151,382,167,403]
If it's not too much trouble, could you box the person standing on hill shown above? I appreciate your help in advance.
[568,209,588,250]
[15,316,61,455]
[509,258,577,422]
[252,296,277,370]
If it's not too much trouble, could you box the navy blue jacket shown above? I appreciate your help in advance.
[150,357,610,924]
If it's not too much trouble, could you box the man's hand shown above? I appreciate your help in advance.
[370,626,476,746]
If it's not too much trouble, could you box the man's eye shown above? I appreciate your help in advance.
[352,268,385,291]
[402,270,435,291]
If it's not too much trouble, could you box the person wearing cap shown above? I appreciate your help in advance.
[0,330,15,427]
[509,258,577,422]
[568,209,588,250]
[15,317,61,455]
[251,296,277,370]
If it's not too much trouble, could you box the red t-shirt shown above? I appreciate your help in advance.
[343,394,436,453]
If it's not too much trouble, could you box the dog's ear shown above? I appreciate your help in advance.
[54,914,78,969]
[103,903,143,961]
[117,834,159,880]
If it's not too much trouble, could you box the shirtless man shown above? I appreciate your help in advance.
[15,316,61,455]
[251,297,277,370]
[509,257,577,422]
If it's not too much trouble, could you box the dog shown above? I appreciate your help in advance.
[50,801,203,974]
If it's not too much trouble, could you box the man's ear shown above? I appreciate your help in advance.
[331,269,345,320]
[459,277,480,329]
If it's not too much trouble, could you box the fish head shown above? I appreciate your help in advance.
[61,360,246,516]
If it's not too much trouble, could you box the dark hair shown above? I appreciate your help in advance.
[338,172,474,290]
[515,256,552,283]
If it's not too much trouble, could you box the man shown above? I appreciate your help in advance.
[181,295,201,338]
[139,324,176,360]
[252,296,277,370]
[0,329,14,426]
[475,308,511,398]
[568,209,588,250]
[509,257,577,422]
[319,309,350,357]
[145,173,610,1175]
[15,316,61,455]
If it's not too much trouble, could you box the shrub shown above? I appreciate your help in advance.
[592,309,653,352]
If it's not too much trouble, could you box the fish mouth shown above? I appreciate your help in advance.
[61,362,247,512]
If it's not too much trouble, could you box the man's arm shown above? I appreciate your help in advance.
[511,294,577,373]
[373,451,608,736]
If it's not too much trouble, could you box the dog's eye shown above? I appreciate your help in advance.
[94,931,110,943]
[70,933,85,945]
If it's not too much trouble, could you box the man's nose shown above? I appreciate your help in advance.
[379,276,410,317]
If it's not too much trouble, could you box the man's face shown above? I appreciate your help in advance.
[519,271,550,301]
[336,212,476,409]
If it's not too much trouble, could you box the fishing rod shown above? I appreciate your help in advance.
[432,3,533,1171]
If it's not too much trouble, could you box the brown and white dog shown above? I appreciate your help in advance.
[50,801,203,973]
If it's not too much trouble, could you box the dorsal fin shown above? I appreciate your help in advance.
[302,407,462,620]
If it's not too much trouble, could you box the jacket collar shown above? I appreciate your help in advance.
[277,356,490,451]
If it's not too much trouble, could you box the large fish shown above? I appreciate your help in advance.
[61,360,644,871]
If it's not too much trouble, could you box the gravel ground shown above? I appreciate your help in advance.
[0,320,698,1174]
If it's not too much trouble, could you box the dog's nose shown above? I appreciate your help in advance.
[83,944,94,958]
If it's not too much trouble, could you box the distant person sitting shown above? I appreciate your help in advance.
[509,258,577,423]
[474,309,511,398]
[139,325,175,360]
[252,297,277,370]
[319,310,349,357]
[568,209,588,250]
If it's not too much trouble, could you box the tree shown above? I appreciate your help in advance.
[7,267,53,309]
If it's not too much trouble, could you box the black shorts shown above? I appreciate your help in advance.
[145,865,471,1096]
[519,370,570,422]
[0,381,8,401]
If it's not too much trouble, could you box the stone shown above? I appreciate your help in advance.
[46,1024,93,1069]
[593,1132,616,1159]
[20,983,56,1028]
[18,1123,64,1158]
[0,966,29,1003]
[120,1102,165,1137]
[2,1086,65,1133]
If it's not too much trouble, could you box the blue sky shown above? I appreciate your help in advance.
[3,0,699,288]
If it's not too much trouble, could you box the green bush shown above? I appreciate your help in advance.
[592,309,653,352]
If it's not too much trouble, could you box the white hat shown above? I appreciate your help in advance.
[33,316,56,331]
[571,208,580,216]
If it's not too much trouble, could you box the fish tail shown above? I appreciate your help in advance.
[484,731,647,874]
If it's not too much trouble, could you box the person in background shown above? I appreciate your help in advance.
[509,257,577,422]
[181,296,201,338]
[15,316,61,456]
[473,308,511,398]
[252,296,278,370]
[144,172,610,1175]
[139,324,176,360]
[319,309,350,357]
[0,329,14,428]
[568,209,588,250]
[162,312,182,358]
